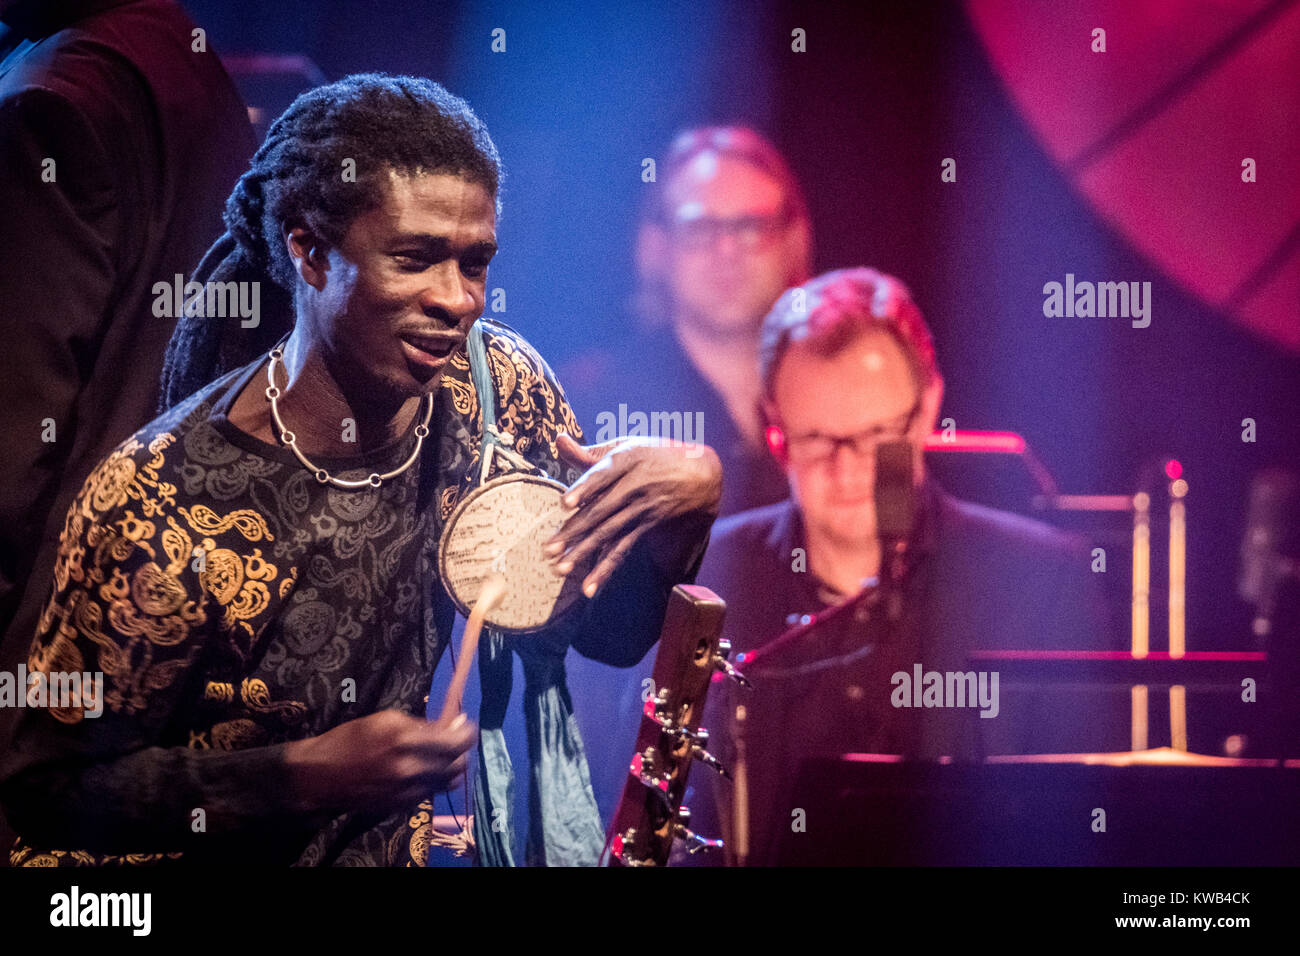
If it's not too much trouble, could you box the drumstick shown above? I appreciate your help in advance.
[437,573,508,726]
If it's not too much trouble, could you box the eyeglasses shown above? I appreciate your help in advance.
[667,209,791,250]
[781,400,921,466]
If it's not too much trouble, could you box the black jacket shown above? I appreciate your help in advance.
[688,481,1127,865]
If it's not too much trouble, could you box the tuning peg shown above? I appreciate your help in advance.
[642,695,705,740]
[689,728,730,777]
[629,752,672,807]
[680,831,722,854]
[691,744,730,779]
[611,829,652,867]
[674,807,723,854]
[713,656,750,688]
[713,639,750,686]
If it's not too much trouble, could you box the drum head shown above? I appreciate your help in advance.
[438,472,587,633]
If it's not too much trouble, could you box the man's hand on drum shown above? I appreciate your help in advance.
[546,434,722,597]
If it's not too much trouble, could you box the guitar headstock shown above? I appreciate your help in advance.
[607,584,745,866]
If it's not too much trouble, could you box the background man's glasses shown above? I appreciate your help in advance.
[668,209,790,250]
[782,402,921,465]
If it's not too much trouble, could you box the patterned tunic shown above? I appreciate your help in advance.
[0,320,684,865]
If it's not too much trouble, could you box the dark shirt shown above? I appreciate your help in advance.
[687,481,1127,866]
[0,0,255,700]
[0,321,701,865]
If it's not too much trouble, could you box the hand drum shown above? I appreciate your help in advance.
[438,472,587,633]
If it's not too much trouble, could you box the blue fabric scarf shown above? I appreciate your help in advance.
[463,322,606,866]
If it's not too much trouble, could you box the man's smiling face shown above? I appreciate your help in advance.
[297,169,498,404]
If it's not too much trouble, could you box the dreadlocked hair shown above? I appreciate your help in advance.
[159,73,504,410]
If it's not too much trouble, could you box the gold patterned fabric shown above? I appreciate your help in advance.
[0,320,607,866]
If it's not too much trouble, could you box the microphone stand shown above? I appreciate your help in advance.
[737,536,910,673]
[737,579,880,671]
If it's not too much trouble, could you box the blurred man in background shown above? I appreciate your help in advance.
[567,125,812,517]
[691,268,1124,865]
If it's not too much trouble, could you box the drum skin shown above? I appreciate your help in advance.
[438,472,587,633]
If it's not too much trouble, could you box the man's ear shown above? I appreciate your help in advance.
[760,398,788,466]
[916,376,944,441]
[911,375,943,484]
[284,224,331,291]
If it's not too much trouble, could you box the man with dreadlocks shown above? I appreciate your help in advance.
[0,73,722,866]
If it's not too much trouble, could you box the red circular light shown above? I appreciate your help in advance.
[1165,459,1183,480]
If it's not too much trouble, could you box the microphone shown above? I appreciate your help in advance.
[875,439,916,550]
[874,439,916,623]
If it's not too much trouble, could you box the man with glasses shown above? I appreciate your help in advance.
[688,268,1121,865]
[566,125,812,518]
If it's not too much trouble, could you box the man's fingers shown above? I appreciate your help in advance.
[556,432,622,470]
[555,432,594,467]
[553,505,644,583]
[549,477,645,570]
[418,716,477,755]
[556,469,642,546]
[407,725,474,794]
[559,454,623,511]
[408,757,468,798]
[545,453,639,559]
